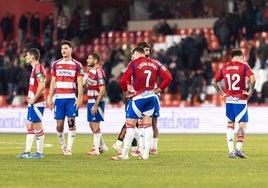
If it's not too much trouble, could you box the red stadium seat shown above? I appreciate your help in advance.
[0,95,7,107]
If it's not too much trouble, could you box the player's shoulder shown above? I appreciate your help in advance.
[52,58,62,65]
[71,58,83,66]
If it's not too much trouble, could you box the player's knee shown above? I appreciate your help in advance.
[56,126,64,132]
[68,119,75,129]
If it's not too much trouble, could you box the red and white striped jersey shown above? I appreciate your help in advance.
[28,63,46,104]
[51,58,84,98]
[86,66,106,100]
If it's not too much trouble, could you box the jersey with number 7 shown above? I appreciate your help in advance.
[120,56,172,96]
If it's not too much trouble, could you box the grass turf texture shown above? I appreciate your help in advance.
[0,134,268,188]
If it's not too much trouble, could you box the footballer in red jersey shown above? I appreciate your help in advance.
[47,40,84,156]
[110,46,172,160]
[84,52,108,156]
[16,48,46,159]
[212,48,256,159]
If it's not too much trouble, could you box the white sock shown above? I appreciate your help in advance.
[25,133,35,152]
[93,133,101,152]
[134,126,140,142]
[139,128,145,152]
[35,129,44,154]
[100,133,106,147]
[122,128,135,157]
[57,131,66,149]
[67,130,76,151]
[236,142,243,151]
[115,140,123,146]
[226,127,235,153]
[144,127,153,156]
[152,138,158,149]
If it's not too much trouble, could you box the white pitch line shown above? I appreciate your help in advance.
[0,142,53,148]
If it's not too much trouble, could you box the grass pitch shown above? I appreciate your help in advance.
[0,133,268,188]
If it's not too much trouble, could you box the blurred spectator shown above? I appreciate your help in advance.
[0,54,8,95]
[203,5,216,18]
[153,18,173,36]
[0,12,13,42]
[16,63,32,99]
[241,1,256,40]
[260,80,268,103]
[56,10,68,40]
[69,7,81,39]
[5,55,20,104]
[200,49,213,86]
[43,13,54,40]
[246,41,256,69]
[256,37,268,69]
[188,71,204,106]
[147,0,158,19]
[43,25,53,51]
[213,13,230,54]
[262,2,268,31]
[191,0,204,18]
[18,12,30,41]
[195,30,208,55]
[30,12,41,39]
[106,76,123,104]
[226,9,242,48]
[79,9,90,44]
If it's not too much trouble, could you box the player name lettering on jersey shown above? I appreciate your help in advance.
[226,65,239,70]
[137,62,157,69]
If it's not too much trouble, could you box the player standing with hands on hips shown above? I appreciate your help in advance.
[47,40,84,156]
[16,48,46,159]
[211,48,256,158]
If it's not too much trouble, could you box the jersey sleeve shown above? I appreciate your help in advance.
[120,62,133,92]
[157,67,173,90]
[97,67,106,87]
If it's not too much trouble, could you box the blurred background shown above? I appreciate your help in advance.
[0,0,268,108]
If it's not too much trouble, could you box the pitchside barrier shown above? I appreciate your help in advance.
[0,106,267,134]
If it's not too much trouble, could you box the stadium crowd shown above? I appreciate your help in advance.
[1,0,268,107]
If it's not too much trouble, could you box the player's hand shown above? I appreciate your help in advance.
[90,105,98,115]
[75,99,82,110]
[125,91,135,99]
[28,98,35,105]
[221,93,227,100]
[242,90,252,99]
[47,96,54,111]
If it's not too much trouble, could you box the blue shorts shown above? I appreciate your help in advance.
[54,98,78,120]
[27,106,45,123]
[153,94,160,117]
[226,103,248,122]
[126,94,157,119]
[87,101,105,122]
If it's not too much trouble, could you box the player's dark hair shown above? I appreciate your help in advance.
[61,40,73,49]
[231,48,243,58]
[131,46,145,55]
[137,41,151,49]
[89,52,101,63]
[27,48,40,60]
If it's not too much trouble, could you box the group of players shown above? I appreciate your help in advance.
[15,38,255,160]
[15,40,172,160]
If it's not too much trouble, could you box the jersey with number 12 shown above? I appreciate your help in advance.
[214,61,254,100]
